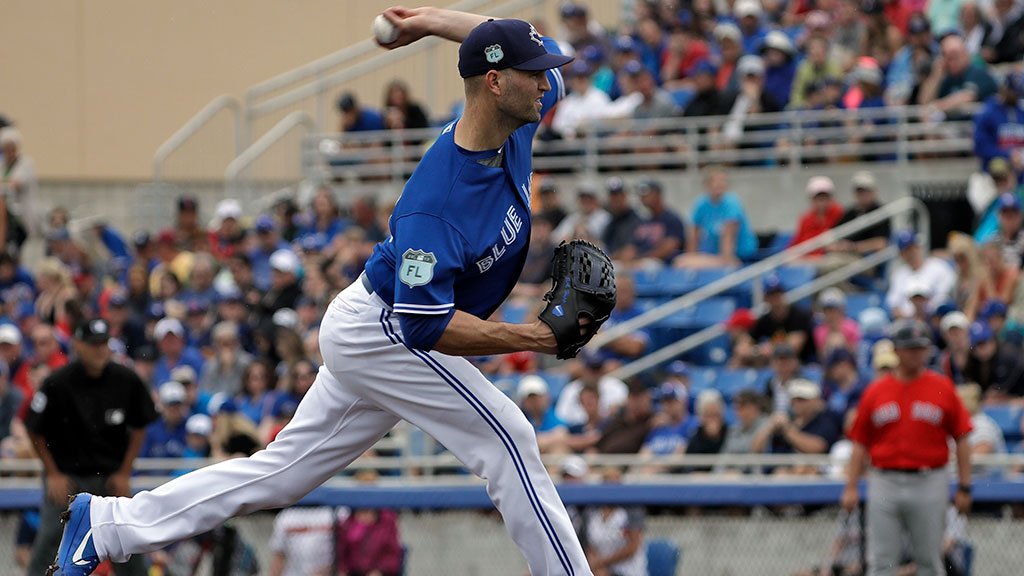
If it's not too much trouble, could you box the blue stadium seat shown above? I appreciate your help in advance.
[984,405,1023,443]
[693,298,736,328]
[541,372,570,404]
[714,368,764,400]
[687,367,719,395]
[633,269,663,298]
[656,268,701,297]
[776,265,816,290]
[646,539,681,576]
[684,333,732,366]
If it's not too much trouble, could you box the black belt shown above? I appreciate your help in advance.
[877,466,945,474]
[360,272,374,295]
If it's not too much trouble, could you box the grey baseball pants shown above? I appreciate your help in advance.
[866,468,948,576]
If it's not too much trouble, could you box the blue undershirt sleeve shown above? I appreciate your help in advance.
[399,308,456,351]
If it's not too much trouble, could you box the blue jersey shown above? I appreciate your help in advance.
[364,39,565,328]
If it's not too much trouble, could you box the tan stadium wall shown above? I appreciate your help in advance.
[1,0,622,181]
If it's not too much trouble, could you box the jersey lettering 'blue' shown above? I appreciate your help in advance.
[364,38,565,321]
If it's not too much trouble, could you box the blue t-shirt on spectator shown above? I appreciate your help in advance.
[692,192,758,259]
[769,409,843,454]
[644,419,697,455]
[348,108,386,132]
[140,417,189,459]
[528,407,567,433]
[236,390,278,426]
[630,209,687,263]
[153,348,205,389]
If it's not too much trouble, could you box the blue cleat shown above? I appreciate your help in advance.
[46,493,99,576]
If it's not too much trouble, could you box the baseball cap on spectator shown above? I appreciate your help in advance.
[457,19,573,79]
[980,299,1008,319]
[773,342,797,358]
[997,192,1021,212]
[819,287,846,309]
[159,381,187,406]
[337,92,357,112]
[185,414,213,437]
[806,175,835,197]
[894,230,918,251]
[825,348,856,368]
[725,308,756,331]
[581,45,604,64]
[872,339,899,370]
[606,177,626,194]
[805,10,832,30]
[734,389,762,407]
[300,235,326,253]
[561,454,589,479]
[969,321,994,346]
[760,31,795,56]
[154,317,185,341]
[762,274,785,294]
[108,292,128,308]
[576,185,598,198]
[636,179,663,195]
[657,383,688,403]
[269,249,300,275]
[187,299,209,316]
[560,3,587,18]
[989,157,1011,177]
[613,35,637,53]
[907,12,931,34]
[207,392,238,415]
[565,60,592,79]
[254,215,276,233]
[622,60,646,77]
[692,60,718,77]
[132,344,158,362]
[146,301,166,321]
[940,311,970,334]
[734,0,763,18]
[74,319,110,345]
[737,55,766,77]
[156,228,177,246]
[171,365,198,386]
[666,360,690,378]
[935,301,957,319]
[714,22,742,44]
[788,379,820,400]
[1004,70,1024,94]
[215,199,242,223]
[907,278,932,299]
[579,349,606,371]
[517,375,549,400]
[177,196,198,212]
[272,308,300,329]
[132,230,151,248]
[0,325,21,346]
[851,170,877,190]
[217,287,244,303]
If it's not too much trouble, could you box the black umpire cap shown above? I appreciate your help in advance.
[74,319,111,345]
[458,19,573,78]
[891,319,933,349]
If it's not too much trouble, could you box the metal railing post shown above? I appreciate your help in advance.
[152,95,241,181]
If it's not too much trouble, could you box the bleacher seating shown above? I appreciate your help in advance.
[984,405,1023,444]
[646,539,682,576]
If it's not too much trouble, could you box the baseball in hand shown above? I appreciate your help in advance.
[373,14,399,45]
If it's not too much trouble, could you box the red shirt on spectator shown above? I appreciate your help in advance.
[661,41,711,81]
[849,370,972,469]
[789,201,843,256]
[336,509,403,576]
[14,350,69,420]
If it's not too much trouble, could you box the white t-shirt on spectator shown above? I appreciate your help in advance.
[585,507,648,576]
[552,208,611,245]
[969,412,1006,454]
[269,506,347,576]
[885,257,957,317]
[555,375,629,427]
[551,86,613,139]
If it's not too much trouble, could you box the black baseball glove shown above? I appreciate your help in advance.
[538,240,617,359]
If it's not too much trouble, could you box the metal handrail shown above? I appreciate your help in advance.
[590,197,930,379]
[224,110,315,184]
[244,0,546,133]
[152,94,242,181]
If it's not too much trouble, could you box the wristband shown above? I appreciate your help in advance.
[957,484,972,495]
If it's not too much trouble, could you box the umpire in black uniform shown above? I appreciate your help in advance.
[25,318,157,575]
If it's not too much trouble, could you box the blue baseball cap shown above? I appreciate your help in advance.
[969,321,994,346]
[458,19,573,79]
[613,35,637,53]
[666,360,689,377]
[692,59,718,76]
[255,214,276,233]
[895,230,918,251]
[763,274,784,294]
[622,59,646,76]
[997,192,1021,212]
[980,299,1008,319]
[1005,70,1024,93]
[825,348,856,367]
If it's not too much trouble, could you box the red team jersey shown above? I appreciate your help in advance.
[850,370,972,469]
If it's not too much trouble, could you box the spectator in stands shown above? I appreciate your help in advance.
[635,17,666,82]
[720,55,785,149]
[268,506,338,576]
[759,31,798,110]
[383,78,429,130]
[13,323,67,416]
[599,275,651,366]
[260,249,303,319]
[625,61,680,120]
[753,378,842,461]
[967,321,1024,400]
[153,317,204,386]
[518,216,556,288]
[249,215,290,291]
[0,325,26,389]
[675,166,758,268]
[560,2,606,54]
[262,359,317,444]
[887,231,957,318]
[725,309,765,368]
[564,384,605,453]
[872,339,899,376]
[789,176,844,257]
[960,2,992,57]
[763,343,803,414]
[948,233,985,319]
[150,228,193,298]
[980,240,1019,306]
[0,361,21,442]
[957,383,1008,458]
[0,127,37,241]
[682,60,733,117]
[298,187,348,249]
[886,13,936,107]
[518,375,568,454]
[975,161,1023,247]
[814,287,862,359]
[982,0,1024,63]
[337,92,386,133]
[351,195,387,244]
[826,171,891,263]
[582,466,648,576]
[615,179,686,268]
[714,23,744,92]
[536,181,568,229]
[141,381,191,459]
[639,383,692,470]
[940,311,972,384]
[661,24,710,88]
[199,321,253,396]
[684,389,729,466]
[183,252,219,308]
[336,508,403,576]
[974,71,1024,174]
[556,352,628,428]
[735,0,768,55]
[207,199,246,260]
[920,33,997,121]
[602,178,641,256]
[173,196,205,253]
[234,359,277,427]
[718,389,768,468]
[597,380,654,454]
[552,61,614,140]
[790,36,842,109]
[34,258,76,334]
[553,185,611,245]
[751,275,817,363]
[821,348,867,417]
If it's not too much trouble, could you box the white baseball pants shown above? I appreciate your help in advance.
[89,279,591,576]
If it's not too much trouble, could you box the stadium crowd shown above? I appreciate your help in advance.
[3,0,1024,572]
